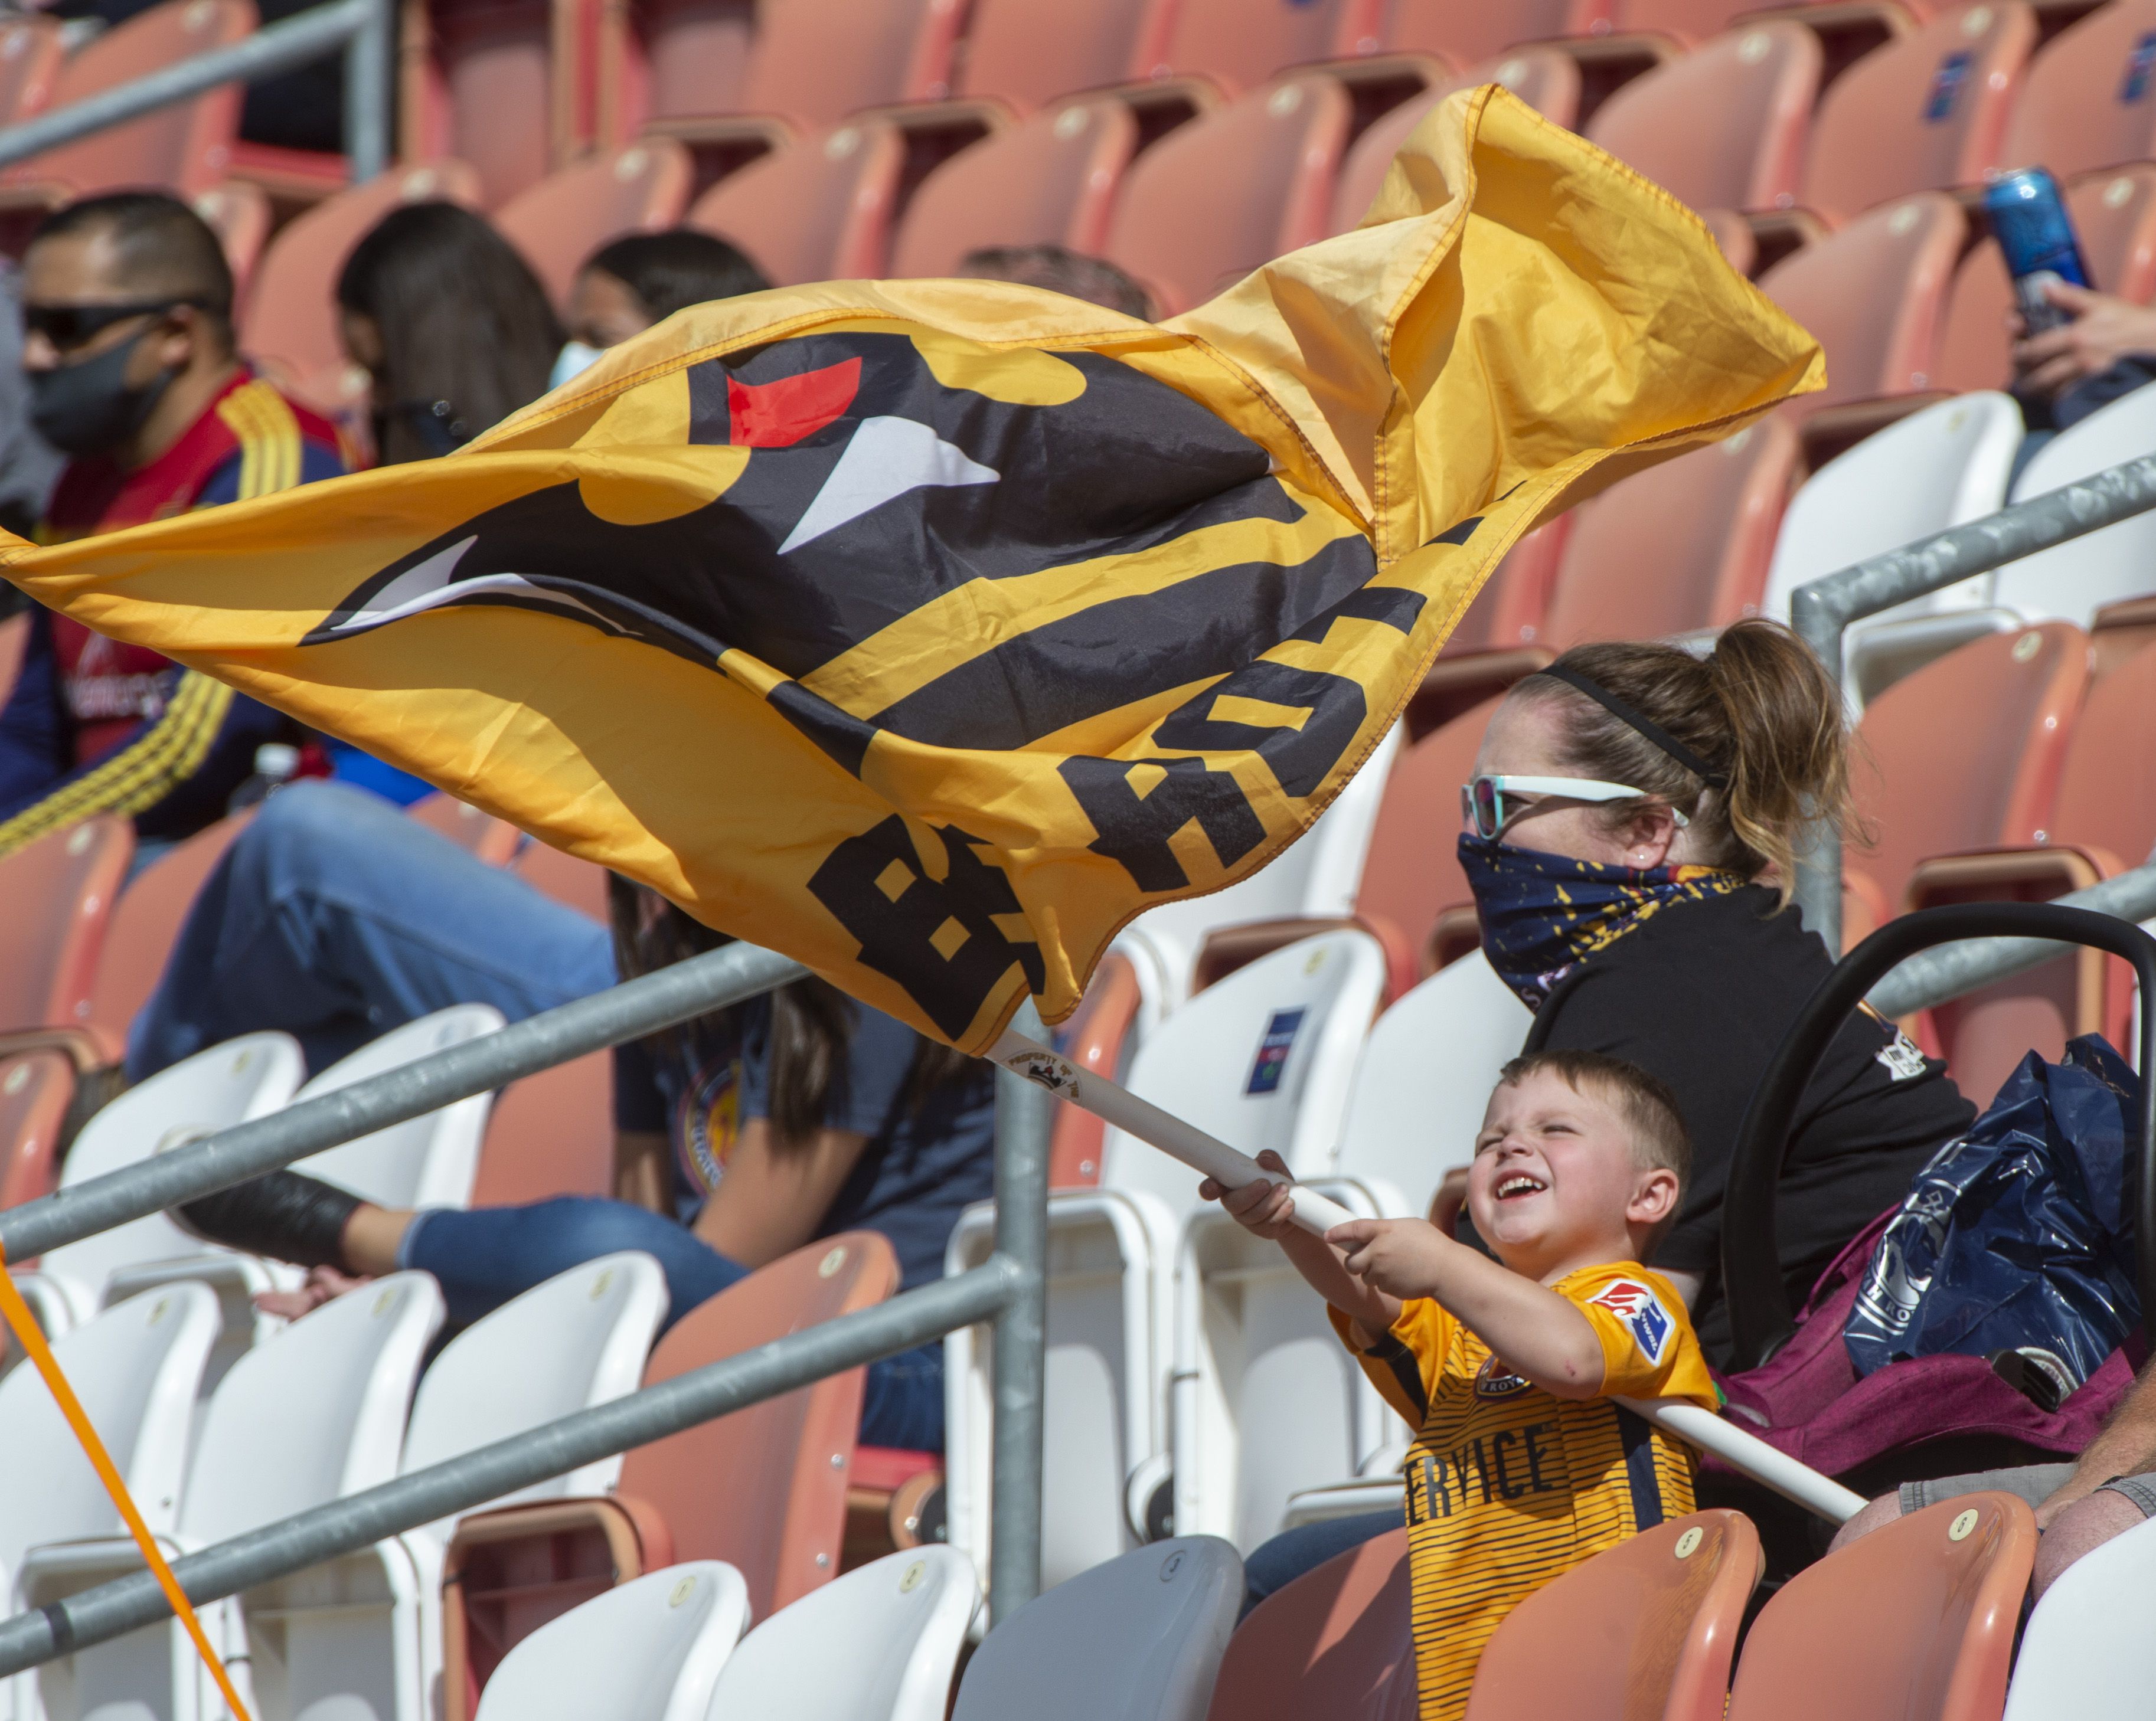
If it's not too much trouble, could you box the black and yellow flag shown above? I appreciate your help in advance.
[0,90,1820,1051]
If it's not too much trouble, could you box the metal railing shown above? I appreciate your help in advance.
[0,0,394,183]
[1789,451,2156,952]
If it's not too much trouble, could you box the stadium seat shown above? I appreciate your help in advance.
[0,0,255,214]
[0,14,62,132]
[1758,391,2023,700]
[1998,0,2156,183]
[949,0,1164,109]
[946,931,1386,1586]
[191,182,269,298]
[2004,1510,2156,1719]
[495,140,693,310]
[7,1032,305,1350]
[438,1234,898,1716]
[14,1272,445,1721]
[1991,384,2156,627]
[1756,193,1965,412]
[702,1546,978,1720]
[1380,0,1612,66]
[1616,0,1773,40]
[1203,1527,1415,1721]
[1796,1,2035,224]
[238,1253,668,1721]
[685,121,904,286]
[1046,950,1143,1189]
[1138,0,1380,93]
[1409,525,1567,715]
[397,0,563,209]
[0,1052,73,1215]
[0,818,131,1041]
[509,840,608,920]
[410,793,524,866]
[1465,1510,1759,1719]
[1904,636,2156,1098]
[949,1537,1242,1721]
[888,98,1138,281]
[0,1285,218,1619]
[0,610,27,704]
[472,1563,747,1721]
[1850,621,2089,911]
[1538,413,1803,649]
[1103,73,1353,315]
[242,162,485,403]
[1583,22,1821,214]
[1936,165,2156,397]
[471,1050,614,1206]
[1724,1493,2035,1720]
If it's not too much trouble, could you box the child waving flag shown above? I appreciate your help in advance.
[0,88,1820,1052]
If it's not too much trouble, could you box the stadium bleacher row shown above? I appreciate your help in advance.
[2,0,2156,1715]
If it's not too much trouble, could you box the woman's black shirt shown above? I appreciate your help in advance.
[1524,884,1975,1365]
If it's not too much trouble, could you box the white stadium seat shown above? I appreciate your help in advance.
[2004,1511,2156,1720]
[1992,384,2156,630]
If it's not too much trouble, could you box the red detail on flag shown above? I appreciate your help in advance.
[727,359,862,447]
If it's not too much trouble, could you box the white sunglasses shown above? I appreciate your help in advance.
[1462,773,1691,841]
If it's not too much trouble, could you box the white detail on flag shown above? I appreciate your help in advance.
[778,415,998,555]
[316,536,620,638]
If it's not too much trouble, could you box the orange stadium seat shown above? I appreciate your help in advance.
[1103,73,1353,313]
[1797,0,2035,224]
[2000,0,2156,182]
[1850,621,2089,912]
[1905,636,2156,1098]
[1443,46,1585,121]
[409,793,524,866]
[1540,414,1802,648]
[687,121,904,285]
[495,139,693,309]
[510,840,609,921]
[949,0,1167,108]
[1466,1511,1760,1719]
[1138,0,1381,92]
[1203,1527,1417,1721]
[889,98,1138,279]
[1615,0,1772,40]
[242,162,485,398]
[438,1234,900,1718]
[1935,164,2156,394]
[191,181,270,299]
[0,818,131,1041]
[1758,192,1966,411]
[0,610,29,706]
[1584,22,1821,213]
[1379,0,1613,66]
[0,1048,72,1212]
[469,1050,614,1206]
[0,0,255,214]
[398,0,566,209]
[1725,1495,2034,1721]
[1044,949,1142,1187]
[0,14,63,132]
[1332,87,1441,234]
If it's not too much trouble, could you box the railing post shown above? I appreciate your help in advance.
[1789,579,1847,956]
[341,0,393,181]
[986,999,1051,1626]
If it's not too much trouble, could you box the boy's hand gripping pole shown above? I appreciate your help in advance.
[986,1029,1867,1526]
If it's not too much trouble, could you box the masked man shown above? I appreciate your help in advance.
[0,191,348,856]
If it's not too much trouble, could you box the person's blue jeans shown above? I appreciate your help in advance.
[400,1196,945,1451]
[126,780,617,1079]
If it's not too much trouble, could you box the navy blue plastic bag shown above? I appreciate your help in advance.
[1845,1034,2142,1386]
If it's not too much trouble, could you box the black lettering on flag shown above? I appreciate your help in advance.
[1427,513,1484,547]
[1286,585,1426,643]
[809,816,1047,1039]
[1152,661,1365,798]
[1057,755,1266,892]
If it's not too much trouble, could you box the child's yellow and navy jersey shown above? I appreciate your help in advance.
[1334,1262,1718,1721]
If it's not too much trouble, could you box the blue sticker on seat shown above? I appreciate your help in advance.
[1923,50,1971,122]
[2125,32,2156,103]
[1246,1008,1305,1095]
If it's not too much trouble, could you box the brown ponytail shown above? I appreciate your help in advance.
[1507,619,1856,904]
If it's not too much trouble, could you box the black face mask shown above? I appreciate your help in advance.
[28,328,177,459]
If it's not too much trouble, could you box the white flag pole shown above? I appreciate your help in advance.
[987,1029,1866,1525]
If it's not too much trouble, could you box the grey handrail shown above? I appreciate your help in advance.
[1789,450,2156,951]
[0,0,394,182]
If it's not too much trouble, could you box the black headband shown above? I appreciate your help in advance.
[1534,664,1730,790]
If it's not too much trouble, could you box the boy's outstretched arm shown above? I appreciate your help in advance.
[1201,1149,1400,1339]
[1329,1219,1607,1400]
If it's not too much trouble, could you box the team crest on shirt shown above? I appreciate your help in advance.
[674,1056,743,1200]
[1588,1278,1674,1366]
[1474,1356,1532,1399]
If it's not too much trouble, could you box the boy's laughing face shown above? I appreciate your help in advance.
[1466,1068,1665,1281]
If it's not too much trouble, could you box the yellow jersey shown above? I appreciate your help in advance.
[1335,1261,1719,1720]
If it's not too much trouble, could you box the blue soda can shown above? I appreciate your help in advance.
[1984,168,2093,335]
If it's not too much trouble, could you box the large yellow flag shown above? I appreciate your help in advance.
[0,89,1819,1052]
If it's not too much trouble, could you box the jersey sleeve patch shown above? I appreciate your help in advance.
[1586,1277,1674,1367]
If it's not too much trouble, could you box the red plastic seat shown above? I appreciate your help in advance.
[1616,0,1775,40]
[469,1049,613,1206]
[1465,1511,1761,1720]
[0,610,30,707]
[409,794,523,866]
[2000,0,2156,181]
[1138,0,1381,93]
[397,0,560,209]
[1725,1494,2035,1721]
[1585,22,1821,213]
[1540,413,1802,647]
[1758,192,1966,411]
[191,181,270,299]
[438,1233,900,1719]
[0,818,132,1037]
[1203,1527,1416,1721]
[0,1050,74,1212]
[889,98,1137,279]
[686,122,903,285]
[1935,164,2156,394]
[242,162,484,395]
[495,139,692,309]
[0,15,63,131]
[1332,88,1444,234]
[1045,950,1141,1188]
[1,0,255,203]
[509,841,608,922]
[1798,1,2036,224]
[1851,621,2089,911]
[1356,693,1505,980]
[950,0,1165,108]
[1104,73,1353,313]
[1380,0,1612,66]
